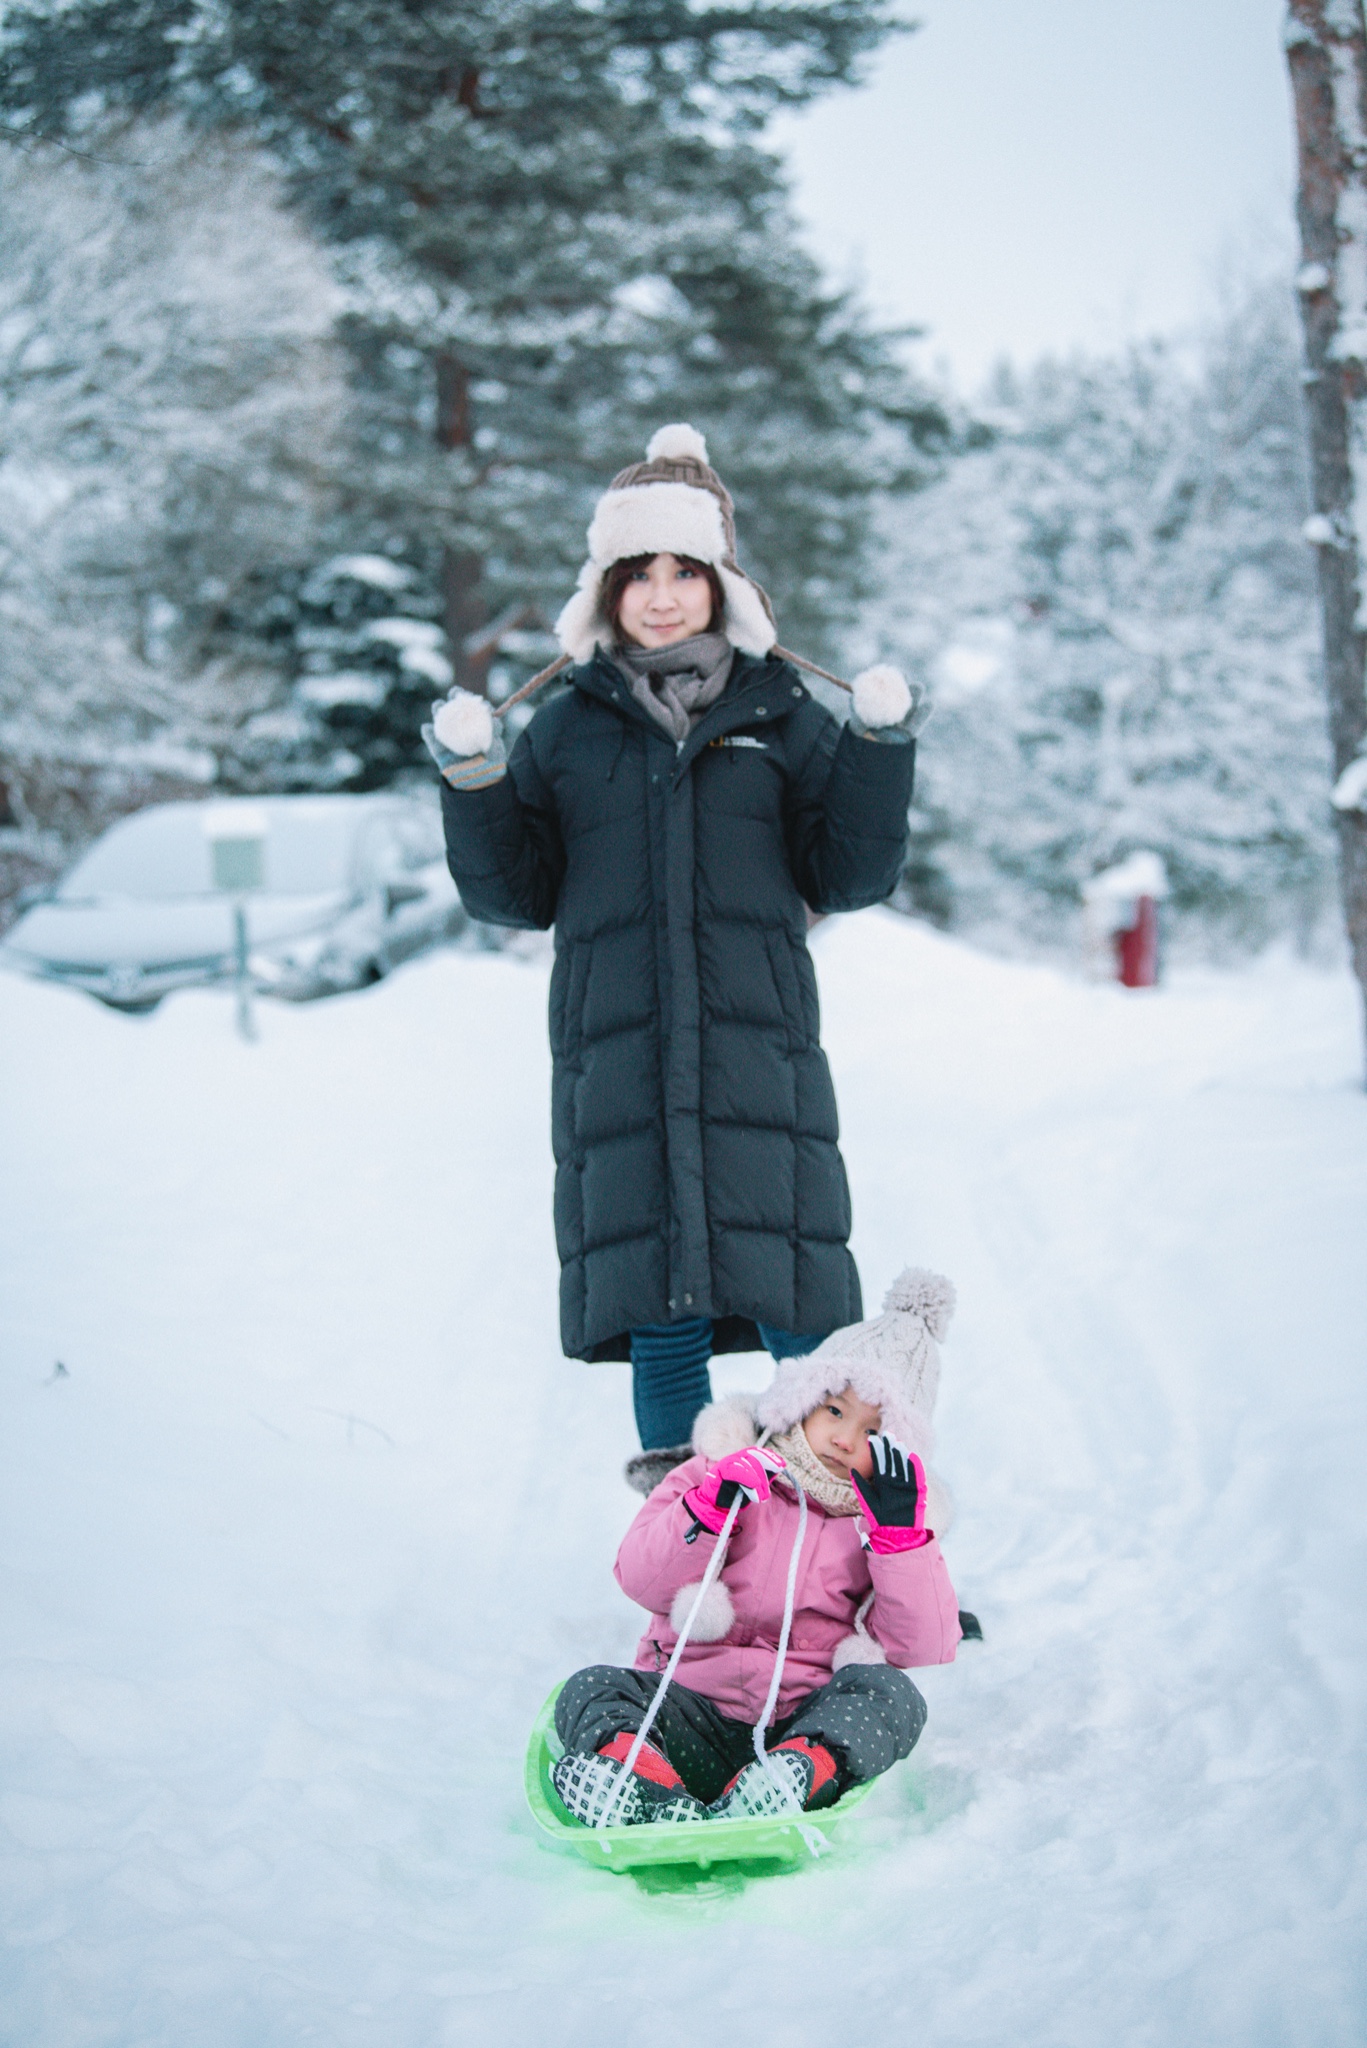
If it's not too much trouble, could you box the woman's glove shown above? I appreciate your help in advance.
[683,1446,787,1538]
[421,688,508,790]
[849,665,930,743]
[851,1435,931,1554]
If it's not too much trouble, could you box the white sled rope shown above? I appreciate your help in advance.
[594,1450,827,1856]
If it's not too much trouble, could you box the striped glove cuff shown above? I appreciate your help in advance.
[421,718,509,790]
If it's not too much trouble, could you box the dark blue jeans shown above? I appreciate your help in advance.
[630,1316,824,1449]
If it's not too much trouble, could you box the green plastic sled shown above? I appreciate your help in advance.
[524,1686,877,1873]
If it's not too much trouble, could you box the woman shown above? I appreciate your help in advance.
[428,425,924,1490]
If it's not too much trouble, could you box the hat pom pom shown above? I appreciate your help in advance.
[669,1579,735,1643]
[852,664,913,729]
[883,1267,956,1340]
[646,422,709,463]
[433,689,494,758]
[832,1630,887,1669]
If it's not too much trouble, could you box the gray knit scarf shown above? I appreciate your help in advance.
[614,631,734,745]
[768,1422,862,1517]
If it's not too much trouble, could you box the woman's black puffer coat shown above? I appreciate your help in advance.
[440,649,916,1362]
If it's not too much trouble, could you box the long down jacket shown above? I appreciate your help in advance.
[439,648,917,1361]
[615,1455,961,1724]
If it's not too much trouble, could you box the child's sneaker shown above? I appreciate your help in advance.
[553,1734,707,1827]
[553,1749,646,1826]
[705,1737,842,1821]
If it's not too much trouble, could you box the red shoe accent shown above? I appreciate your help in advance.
[770,1736,840,1809]
[598,1732,684,1790]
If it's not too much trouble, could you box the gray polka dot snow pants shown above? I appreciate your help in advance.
[555,1662,927,1806]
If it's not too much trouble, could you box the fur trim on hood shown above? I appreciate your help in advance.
[692,1392,764,1463]
[554,424,778,662]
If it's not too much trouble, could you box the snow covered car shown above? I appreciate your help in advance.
[0,793,464,1012]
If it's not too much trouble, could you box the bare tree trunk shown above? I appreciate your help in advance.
[441,545,493,696]
[434,348,491,697]
[1286,0,1367,1075]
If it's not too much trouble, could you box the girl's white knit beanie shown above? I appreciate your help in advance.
[754,1267,956,1464]
[554,424,777,662]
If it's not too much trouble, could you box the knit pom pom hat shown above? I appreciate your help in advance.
[554,424,777,663]
[753,1267,955,1465]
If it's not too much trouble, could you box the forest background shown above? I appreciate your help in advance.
[0,0,1335,960]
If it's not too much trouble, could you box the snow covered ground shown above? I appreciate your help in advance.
[2,911,1364,2048]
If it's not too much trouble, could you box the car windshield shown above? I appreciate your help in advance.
[59,803,359,900]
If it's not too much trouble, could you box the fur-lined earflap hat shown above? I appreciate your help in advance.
[553,424,777,663]
[754,1267,955,1464]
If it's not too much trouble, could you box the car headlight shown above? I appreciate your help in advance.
[250,932,362,984]
[249,935,330,979]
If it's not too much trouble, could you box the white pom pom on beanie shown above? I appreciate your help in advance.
[646,423,710,464]
[880,1265,956,1340]
[433,689,494,759]
[754,1266,956,1464]
[852,664,912,730]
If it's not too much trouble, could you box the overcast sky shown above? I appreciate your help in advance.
[774,0,1294,389]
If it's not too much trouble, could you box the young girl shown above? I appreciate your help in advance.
[552,1270,961,1825]
[428,425,927,1489]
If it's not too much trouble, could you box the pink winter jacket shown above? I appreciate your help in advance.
[614,1455,961,1725]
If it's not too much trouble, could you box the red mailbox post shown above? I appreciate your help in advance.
[1116,893,1159,987]
[1082,853,1169,988]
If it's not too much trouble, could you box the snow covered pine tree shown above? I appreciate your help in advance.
[0,127,348,916]
[865,291,1331,954]
[0,0,950,802]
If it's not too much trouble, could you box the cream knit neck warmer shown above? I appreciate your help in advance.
[768,1422,861,1517]
[614,632,733,744]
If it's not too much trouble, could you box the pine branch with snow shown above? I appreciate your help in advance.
[865,276,1334,953]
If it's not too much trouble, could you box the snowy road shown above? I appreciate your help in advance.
[2,912,1364,2047]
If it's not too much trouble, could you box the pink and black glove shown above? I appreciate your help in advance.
[683,1447,787,1541]
[851,1435,931,1554]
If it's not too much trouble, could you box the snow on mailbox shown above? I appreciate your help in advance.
[202,802,268,893]
[201,803,269,1038]
[1082,851,1169,989]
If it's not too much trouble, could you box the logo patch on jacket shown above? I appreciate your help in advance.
[710,735,769,751]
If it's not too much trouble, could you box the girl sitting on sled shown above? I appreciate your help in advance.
[553,1270,962,1826]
